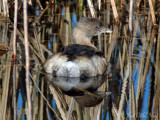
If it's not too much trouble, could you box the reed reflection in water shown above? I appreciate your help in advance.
[0,0,160,120]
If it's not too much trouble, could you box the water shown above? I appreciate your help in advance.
[0,1,160,120]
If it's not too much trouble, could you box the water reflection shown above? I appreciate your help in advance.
[45,74,111,107]
[0,0,160,119]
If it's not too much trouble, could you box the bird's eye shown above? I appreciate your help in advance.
[95,25,100,29]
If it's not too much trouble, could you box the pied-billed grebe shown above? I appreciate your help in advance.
[43,17,112,77]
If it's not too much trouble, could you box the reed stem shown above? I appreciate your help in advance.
[110,0,119,23]
[87,0,97,18]
[129,0,134,118]
[13,0,18,60]
[148,0,156,25]
[23,0,32,119]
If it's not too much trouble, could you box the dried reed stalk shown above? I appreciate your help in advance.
[141,28,156,98]
[37,0,44,10]
[112,102,120,120]
[31,3,49,26]
[107,24,118,62]
[96,105,101,120]
[53,34,58,53]
[33,29,45,62]
[104,34,107,57]
[32,91,38,120]
[67,98,75,120]
[40,78,44,120]
[136,0,141,8]
[49,85,67,120]
[15,27,48,63]
[148,0,156,25]
[110,0,119,23]
[13,63,17,120]
[31,66,40,120]
[132,16,139,53]
[87,0,97,18]
[0,37,12,120]
[154,21,160,87]
[64,6,70,46]
[135,30,146,116]
[131,82,136,119]
[13,2,18,118]
[118,62,129,118]
[23,0,32,119]
[152,82,160,119]
[120,0,124,8]
[29,73,60,119]
[120,25,127,78]
[149,20,160,120]
[2,0,9,17]
[128,0,134,118]
[106,3,110,25]
[13,0,18,60]
[98,35,102,51]
[129,0,133,33]
[98,0,101,10]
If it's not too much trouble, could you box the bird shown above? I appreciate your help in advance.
[43,17,112,78]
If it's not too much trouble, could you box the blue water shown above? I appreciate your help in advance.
[18,90,25,120]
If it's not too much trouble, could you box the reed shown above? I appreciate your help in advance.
[23,0,32,119]
[136,0,141,8]
[31,3,49,26]
[110,0,119,23]
[87,0,97,18]
[148,0,156,25]
[129,0,134,118]
[12,0,18,60]
[0,0,160,120]
[0,34,13,119]
[2,0,9,17]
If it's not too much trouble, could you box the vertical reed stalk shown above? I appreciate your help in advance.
[13,0,18,60]
[136,0,141,8]
[67,98,75,120]
[155,21,160,86]
[148,0,156,25]
[13,63,16,120]
[65,7,69,46]
[104,34,107,57]
[129,0,134,118]
[49,85,67,120]
[118,62,129,118]
[153,23,160,116]
[98,0,101,10]
[40,79,44,120]
[12,4,18,117]
[107,24,118,62]
[132,15,139,53]
[141,28,156,98]
[129,0,133,33]
[31,4,49,26]
[87,0,97,18]
[120,0,124,8]
[0,34,12,120]
[13,0,18,57]
[110,0,119,23]
[23,0,32,119]
[2,0,9,17]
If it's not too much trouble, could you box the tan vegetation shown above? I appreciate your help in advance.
[0,0,160,120]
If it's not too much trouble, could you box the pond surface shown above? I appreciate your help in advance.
[0,1,160,120]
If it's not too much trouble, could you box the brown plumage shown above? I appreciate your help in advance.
[43,17,112,77]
